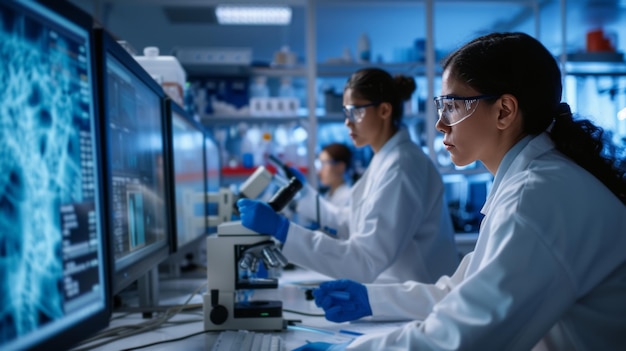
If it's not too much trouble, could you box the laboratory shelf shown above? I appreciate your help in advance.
[201,115,305,124]
[315,62,436,77]
[221,165,308,177]
[564,60,626,76]
[200,113,425,124]
[184,62,434,78]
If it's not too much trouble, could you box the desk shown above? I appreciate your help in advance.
[74,268,407,350]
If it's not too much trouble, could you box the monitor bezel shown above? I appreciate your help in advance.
[94,27,173,296]
[204,128,222,235]
[166,99,210,253]
[0,1,112,350]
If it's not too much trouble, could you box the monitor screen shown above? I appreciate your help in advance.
[205,132,221,234]
[169,101,207,250]
[95,28,171,295]
[0,1,110,350]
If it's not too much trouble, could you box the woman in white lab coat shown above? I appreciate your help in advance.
[299,32,626,350]
[315,143,353,208]
[237,68,459,284]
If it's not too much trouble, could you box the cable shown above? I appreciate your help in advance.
[112,302,203,314]
[283,307,325,317]
[72,281,208,351]
[117,329,211,351]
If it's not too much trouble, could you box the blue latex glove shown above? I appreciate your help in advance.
[313,279,372,323]
[237,198,289,243]
[287,166,307,186]
[292,341,349,351]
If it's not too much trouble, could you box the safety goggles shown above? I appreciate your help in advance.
[433,95,499,126]
[314,159,338,171]
[342,102,380,124]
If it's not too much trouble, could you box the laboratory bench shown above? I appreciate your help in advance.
[72,267,407,351]
[73,233,478,351]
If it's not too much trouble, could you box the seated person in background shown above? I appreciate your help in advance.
[294,142,355,230]
[236,67,459,285]
[297,32,626,351]
[315,142,354,208]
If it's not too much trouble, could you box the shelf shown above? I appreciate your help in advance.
[185,62,435,78]
[201,115,305,124]
[200,112,425,125]
[316,62,433,77]
[221,165,308,177]
[564,61,626,76]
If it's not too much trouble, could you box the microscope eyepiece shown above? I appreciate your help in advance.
[268,177,302,212]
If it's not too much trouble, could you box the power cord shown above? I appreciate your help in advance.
[283,307,325,317]
[72,281,208,351]
[118,329,211,351]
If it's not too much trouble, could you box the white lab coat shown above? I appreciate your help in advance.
[324,182,351,207]
[347,132,626,350]
[282,128,459,284]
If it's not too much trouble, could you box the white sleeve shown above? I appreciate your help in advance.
[294,183,320,221]
[282,165,429,283]
[366,252,472,321]
[295,184,350,237]
[346,212,576,350]
[317,196,351,239]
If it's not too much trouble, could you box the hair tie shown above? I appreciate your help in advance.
[546,102,572,132]
[557,102,572,120]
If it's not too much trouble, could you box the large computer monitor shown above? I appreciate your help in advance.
[167,100,207,250]
[0,0,111,350]
[94,28,172,295]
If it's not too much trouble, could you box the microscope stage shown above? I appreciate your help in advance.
[234,300,283,318]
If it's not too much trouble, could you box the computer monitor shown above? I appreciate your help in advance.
[205,130,221,234]
[0,0,111,350]
[167,100,208,250]
[94,28,172,295]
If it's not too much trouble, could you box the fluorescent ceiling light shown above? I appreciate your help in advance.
[215,5,291,25]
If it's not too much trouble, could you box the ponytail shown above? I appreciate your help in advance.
[550,103,626,205]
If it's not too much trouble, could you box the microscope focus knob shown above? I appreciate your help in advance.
[210,305,228,325]
[209,289,228,325]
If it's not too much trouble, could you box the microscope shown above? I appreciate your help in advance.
[203,164,302,331]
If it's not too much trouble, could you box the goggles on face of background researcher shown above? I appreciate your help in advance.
[315,159,338,171]
[433,95,499,126]
[342,101,380,124]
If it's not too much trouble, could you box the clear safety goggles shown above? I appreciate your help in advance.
[314,159,338,171]
[342,102,380,124]
[433,95,499,126]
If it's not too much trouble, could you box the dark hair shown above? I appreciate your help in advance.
[443,32,626,205]
[344,67,416,128]
[321,143,360,183]
[322,143,352,168]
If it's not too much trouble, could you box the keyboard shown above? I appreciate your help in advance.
[211,330,285,351]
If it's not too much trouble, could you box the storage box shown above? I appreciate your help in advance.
[174,47,252,65]
[249,97,300,116]
[134,47,187,106]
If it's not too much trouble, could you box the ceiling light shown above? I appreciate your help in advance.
[215,5,291,25]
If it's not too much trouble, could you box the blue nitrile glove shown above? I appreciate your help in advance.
[313,279,372,323]
[292,341,350,351]
[287,166,307,186]
[237,198,289,243]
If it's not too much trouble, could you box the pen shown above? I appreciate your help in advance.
[329,291,350,300]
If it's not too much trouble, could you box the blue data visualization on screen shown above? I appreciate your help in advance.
[0,0,110,350]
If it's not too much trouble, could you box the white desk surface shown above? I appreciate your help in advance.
[74,267,409,351]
